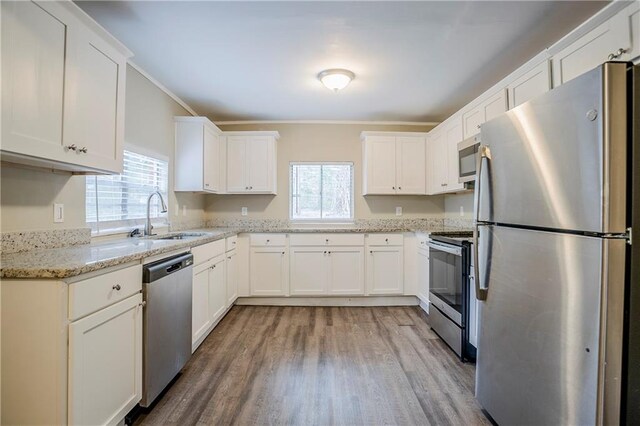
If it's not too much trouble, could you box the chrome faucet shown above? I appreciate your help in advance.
[145,190,168,236]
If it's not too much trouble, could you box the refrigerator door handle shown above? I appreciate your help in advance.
[474,145,492,301]
[473,225,489,301]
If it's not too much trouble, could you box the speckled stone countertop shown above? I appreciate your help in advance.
[0,224,471,280]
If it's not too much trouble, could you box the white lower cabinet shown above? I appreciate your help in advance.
[290,248,328,295]
[366,246,404,295]
[417,247,430,304]
[192,253,227,352]
[1,264,143,425]
[208,255,226,323]
[327,247,365,295]
[226,249,238,306]
[68,293,143,426]
[289,246,365,296]
[250,247,289,296]
[192,262,212,347]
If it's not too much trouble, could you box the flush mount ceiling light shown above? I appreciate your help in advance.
[318,68,355,92]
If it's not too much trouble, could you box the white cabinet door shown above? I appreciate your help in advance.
[290,248,328,295]
[508,60,551,108]
[192,263,211,347]
[328,247,365,295]
[69,294,142,426]
[482,89,508,123]
[226,136,247,192]
[445,118,465,192]
[64,24,126,173]
[226,250,238,306]
[246,137,273,192]
[250,247,289,296]
[395,136,426,194]
[203,127,220,193]
[364,136,397,195]
[1,1,68,163]
[366,247,404,295]
[462,107,483,139]
[617,3,639,61]
[552,16,630,86]
[417,248,430,304]
[426,130,447,194]
[208,256,226,323]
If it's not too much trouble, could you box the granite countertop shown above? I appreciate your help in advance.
[0,225,471,279]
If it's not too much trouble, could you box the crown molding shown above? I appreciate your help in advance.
[215,120,439,126]
[127,60,199,117]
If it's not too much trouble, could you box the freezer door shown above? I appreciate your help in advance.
[475,225,626,425]
[477,62,628,234]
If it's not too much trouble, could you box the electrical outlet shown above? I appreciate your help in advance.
[395,206,402,216]
[241,207,248,216]
[53,203,64,223]
[182,205,187,217]
[460,206,465,216]
[174,203,180,216]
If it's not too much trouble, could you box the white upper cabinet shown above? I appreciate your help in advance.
[463,89,508,139]
[507,60,552,109]
[175,117,222,193]
[361,132,427,195]
[445,117,465,192]
[551,2,638,86]
[426,118,466,196]
[225,132,279,194]
[0,1,131,174]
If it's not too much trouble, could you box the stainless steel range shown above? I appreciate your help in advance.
[428,232,475,361]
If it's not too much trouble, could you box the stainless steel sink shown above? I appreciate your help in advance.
[151,232,207,240]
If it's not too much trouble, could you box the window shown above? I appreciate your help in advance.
[290,162,354,221]
[86,150,169,233]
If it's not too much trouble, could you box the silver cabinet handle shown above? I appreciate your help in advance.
[608,47,628,60]
[78,147,88,153]
[65,144,77,152]
[112,284,121,291]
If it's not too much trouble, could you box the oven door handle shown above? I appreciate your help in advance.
[427,241,462,256]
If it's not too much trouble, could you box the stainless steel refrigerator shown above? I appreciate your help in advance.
[474,62,639,425]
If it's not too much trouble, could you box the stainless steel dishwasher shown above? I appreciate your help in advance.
[141,252,193,407]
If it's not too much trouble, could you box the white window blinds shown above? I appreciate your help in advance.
[86,150,168,232]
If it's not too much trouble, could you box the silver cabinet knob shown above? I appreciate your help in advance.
[324,251,327,254]
[392,186,395,190]
[398,186,402,190]
[205,183,210,187]
[282,251,285,255]
[112,284,121,291]
[608,47,628,60]
[78,147,88,153]
[65,144,77,152]
[476,124,481,129]
[385,238,389,242]
[266,239,270,243]
[245,186,249,190]
[249,186,253,190]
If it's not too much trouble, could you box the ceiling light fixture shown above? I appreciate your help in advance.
[318,68,355,92]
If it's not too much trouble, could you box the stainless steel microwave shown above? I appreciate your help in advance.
[457,134,481,183]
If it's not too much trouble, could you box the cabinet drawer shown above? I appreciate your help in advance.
[225,235,238,252]
[289,233,364,246]
[192,239,225,265]
[366,233,403,246]
[69,264,142,321]
[250,233,287,247]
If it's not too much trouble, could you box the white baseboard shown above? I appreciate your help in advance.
[235,296,420,307]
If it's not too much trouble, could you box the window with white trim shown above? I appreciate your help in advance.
[86,150,169,233]
[290,162,354,221]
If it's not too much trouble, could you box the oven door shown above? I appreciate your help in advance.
[428,240,463,325]
[457,135,480,183]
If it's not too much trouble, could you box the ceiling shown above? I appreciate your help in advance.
[76,1,608,123]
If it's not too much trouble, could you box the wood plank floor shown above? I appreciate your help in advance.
[136,306,490,426]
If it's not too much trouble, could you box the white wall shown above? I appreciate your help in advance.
[0,65,206,233]
[207,123,444,220]
[444,193,474,220]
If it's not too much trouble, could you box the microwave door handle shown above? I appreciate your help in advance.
[474,145,491,301]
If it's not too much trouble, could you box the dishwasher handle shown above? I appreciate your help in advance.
[143,253,194,283]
